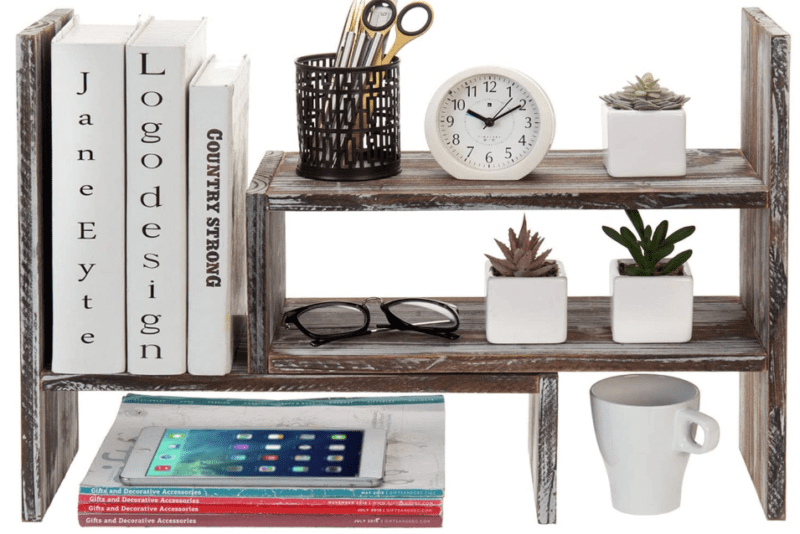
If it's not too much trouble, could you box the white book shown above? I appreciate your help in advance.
[51,17,136,374]
[187,56,250,375]
[125,17,207,375]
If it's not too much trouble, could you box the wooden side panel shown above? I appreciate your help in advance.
[529,374,558,524]
[739,7,789,520]
[17,9,79,522]
[246,151,286,373]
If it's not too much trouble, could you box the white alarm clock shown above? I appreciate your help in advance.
[425,66,555,181]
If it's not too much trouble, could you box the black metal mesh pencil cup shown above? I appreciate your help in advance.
[295,54,401,181]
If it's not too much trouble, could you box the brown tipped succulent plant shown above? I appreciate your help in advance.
[486,216,558,277]
[600,73,690,111]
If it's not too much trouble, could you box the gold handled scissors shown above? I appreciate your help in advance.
[361,0,434,66]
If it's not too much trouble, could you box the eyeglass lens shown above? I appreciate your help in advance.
[385,300,458,329]
[297,304,368,335]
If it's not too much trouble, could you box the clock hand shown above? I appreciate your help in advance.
[492,104,523,122]
[491,98,513,119]
[480,98,514,129]
[466,109,493,127]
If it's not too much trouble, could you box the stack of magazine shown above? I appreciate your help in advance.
[79,395,444,527]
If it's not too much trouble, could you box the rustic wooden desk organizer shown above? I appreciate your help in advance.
[18,7,788,524]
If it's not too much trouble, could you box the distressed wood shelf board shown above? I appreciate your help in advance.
[257,150,766,211]
[267,297,766,374]
[40,343,541,393]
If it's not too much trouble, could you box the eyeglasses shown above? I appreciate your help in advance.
[282,297,460,347]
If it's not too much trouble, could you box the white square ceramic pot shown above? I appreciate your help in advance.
[485,260,568,344]
[610,259,693,343]
[601,103,686,177]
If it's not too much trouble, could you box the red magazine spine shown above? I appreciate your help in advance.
[78,495,441,507]
[78,513,444,528]
[79,503,440,516]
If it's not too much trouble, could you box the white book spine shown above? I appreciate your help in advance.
[187,57,250,375]
[125,20,206,374]
[51,19,131,374]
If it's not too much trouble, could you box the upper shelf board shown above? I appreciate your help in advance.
[249,149,766,211]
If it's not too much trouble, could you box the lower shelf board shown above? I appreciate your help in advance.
[267,296,766,374]
[39,354,541,393]
[39,296,766,391]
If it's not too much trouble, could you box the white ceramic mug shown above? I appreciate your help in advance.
[590,374,720,515]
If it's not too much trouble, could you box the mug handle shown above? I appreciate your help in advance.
[674,408,720,454]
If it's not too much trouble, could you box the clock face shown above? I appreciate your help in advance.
[437,74,540,170]
[425,67,555,181]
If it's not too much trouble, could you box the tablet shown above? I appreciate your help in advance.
[120,427,386,487]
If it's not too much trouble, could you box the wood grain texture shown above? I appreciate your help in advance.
[739,7,789,520]
[41,343,541,393]
[41,372,540,393]
[254,150,766,211]
[530,374,558,524]
[268,297,766,374]
[42,332,540,393]
[17,9,78,522]
[246,151,286,373]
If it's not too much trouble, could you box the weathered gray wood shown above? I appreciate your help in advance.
[739,7,789,521]
[41,373,540,393]
[255,150,766,211]
[42,349,541,394]
[268,297,766,374]
[246,151,286,373]
[17,9,78,522]
[43,330,540,393]
[530,374,558,524]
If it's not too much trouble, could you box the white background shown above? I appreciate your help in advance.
[1,0,799,532]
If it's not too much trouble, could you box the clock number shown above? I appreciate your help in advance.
[507,86,513,97]
[466,86,476,97]
[446,116,454,127]
[519,99,527,110]
[519,135,527,146]
[525,116,532,128]
[485,152,493,163]
[452,134,460,145]
[453,99,465,111]
[484,80,497,93]
[505,147,512,159]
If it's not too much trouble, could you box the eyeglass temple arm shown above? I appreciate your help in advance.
[373,323,460,340]
[309,329,373,347]
[377,319,454,327]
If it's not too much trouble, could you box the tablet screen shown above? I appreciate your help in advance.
[145,429,364,478]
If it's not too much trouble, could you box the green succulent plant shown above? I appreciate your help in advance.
[600,72,690,111]
[602,210,695,276]
[486,216,558,277]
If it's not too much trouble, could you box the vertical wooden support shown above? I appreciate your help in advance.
[246,151,287,373]
[529,374,558,524]
[739,8,789,520]
[17,9,79,522]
